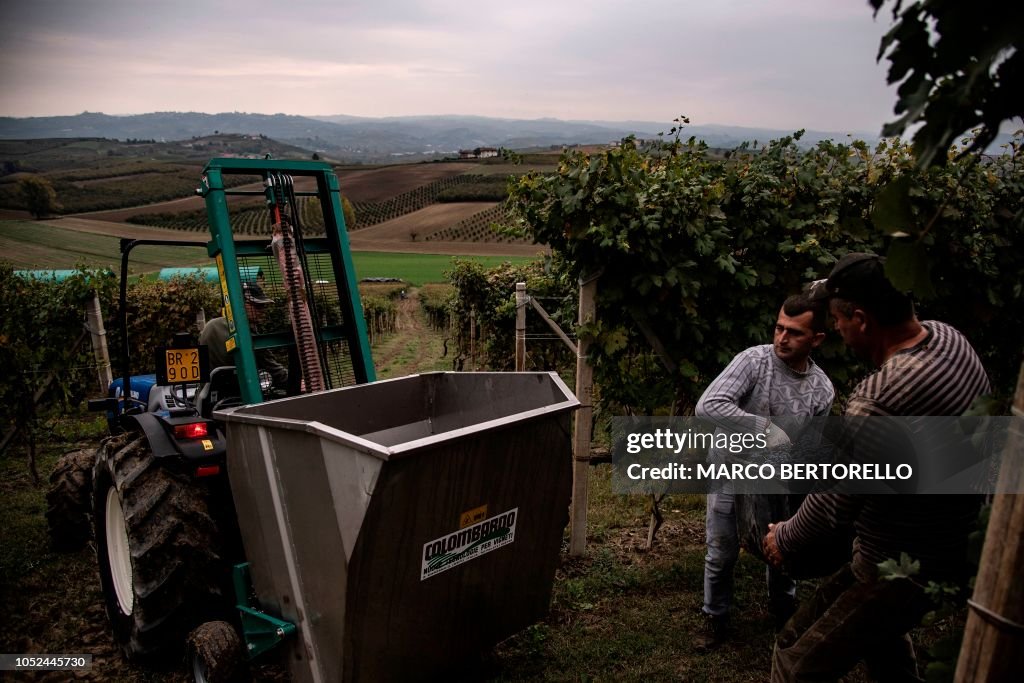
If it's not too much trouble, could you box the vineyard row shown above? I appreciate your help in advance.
[126,175,520,244]
[425,203,531,244]
[348,174,483,229]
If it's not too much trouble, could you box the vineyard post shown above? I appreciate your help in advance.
[955,359,1024,682]
[470,308,477,371]
[85,291,112,392]
[569,274,598,557]
[515,282,527,371]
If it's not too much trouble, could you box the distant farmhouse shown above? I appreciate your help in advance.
[458,147,499,159]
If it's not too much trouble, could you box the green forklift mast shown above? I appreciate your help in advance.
[198,158,375,404]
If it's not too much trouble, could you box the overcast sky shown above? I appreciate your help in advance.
[0,0,901,135]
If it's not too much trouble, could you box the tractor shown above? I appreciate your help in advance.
[46,158,578,683]
[45,158,376,677]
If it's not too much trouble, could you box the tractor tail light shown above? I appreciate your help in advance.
[195,465,221,478]
[174,422,209,439]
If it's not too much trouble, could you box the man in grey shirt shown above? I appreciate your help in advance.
[694,293,834,650]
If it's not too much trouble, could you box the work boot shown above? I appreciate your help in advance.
[694,613,730,652]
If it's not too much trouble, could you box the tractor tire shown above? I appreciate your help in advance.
[92,432,227,665]
[187,620,248,683]
[46,448,96,551]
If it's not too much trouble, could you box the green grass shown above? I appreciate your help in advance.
[0,220,208,272]
[352,252,535,285]
[0,220,535,283]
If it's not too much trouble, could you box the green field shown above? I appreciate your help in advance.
[0,220,534,283]
[0,220,208,272]
[352,251,533,285]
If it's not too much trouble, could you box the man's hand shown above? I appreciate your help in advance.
[764,523,784,568]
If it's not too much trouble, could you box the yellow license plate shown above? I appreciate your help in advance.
[164,348,201,383]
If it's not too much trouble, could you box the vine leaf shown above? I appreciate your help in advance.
[871,177,916,236]
[885,240,936,300]
[601,328,629,355]
[878,552,921,581]
[871,0,1024,168]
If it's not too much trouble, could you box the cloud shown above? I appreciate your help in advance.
[0,0,898,134]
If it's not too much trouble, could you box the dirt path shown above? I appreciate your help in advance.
[370,289,451,378]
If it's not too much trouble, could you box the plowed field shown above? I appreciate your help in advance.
[9,161,541,257]
[351,202,496,241]
[336,162,476,202]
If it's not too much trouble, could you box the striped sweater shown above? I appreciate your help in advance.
[774,321,991,582]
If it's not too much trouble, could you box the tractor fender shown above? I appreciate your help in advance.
[122,412,228,463]
[121,412,180,459]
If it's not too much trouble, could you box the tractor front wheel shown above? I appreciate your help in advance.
[187,620,247,683]
[92,433,227,664]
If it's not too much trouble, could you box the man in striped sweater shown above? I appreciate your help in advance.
[694,293,835,650]
[764,253,990,682]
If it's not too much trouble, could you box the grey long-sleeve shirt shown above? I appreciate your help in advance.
[696,344,835,436]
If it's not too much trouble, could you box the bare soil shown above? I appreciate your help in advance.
[336,162,476,202]
[77,177,312,222]
[71,172,170,187]
[33,215,546,256]
[350,202,498,241]
[38,217,206,242]
[44,163,516,254]
[75,163,480,222]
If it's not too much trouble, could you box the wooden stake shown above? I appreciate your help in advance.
[529,297,578,355]
[955,360,1024,682]
[469,308,476,371]
[86,292,113,392]
[515,282,527,371]
[569,274,597,557]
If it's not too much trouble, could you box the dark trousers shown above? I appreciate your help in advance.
[771,563,932,682]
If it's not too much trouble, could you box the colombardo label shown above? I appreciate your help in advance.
[421,508,518,581]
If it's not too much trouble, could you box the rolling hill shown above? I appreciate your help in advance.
[0,111,894,163]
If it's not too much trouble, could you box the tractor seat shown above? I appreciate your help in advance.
[196,366,243,419]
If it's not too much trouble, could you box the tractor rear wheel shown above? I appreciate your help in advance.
[46,448,96,551]
[92,433,227,664]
